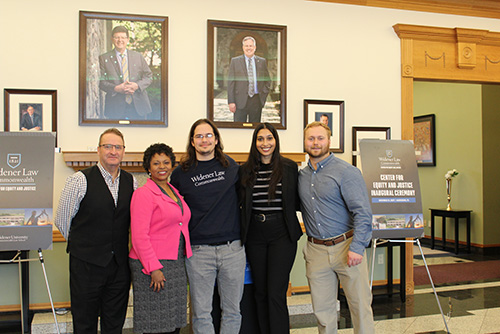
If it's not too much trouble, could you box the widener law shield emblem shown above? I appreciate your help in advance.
[7,154,21,169]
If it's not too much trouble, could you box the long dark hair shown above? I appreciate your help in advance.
[179,118,228,171]
[241,123,283,199]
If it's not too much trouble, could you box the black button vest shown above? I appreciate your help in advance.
[67,165,133,267]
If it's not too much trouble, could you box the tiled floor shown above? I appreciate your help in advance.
[412,245,474,266]
[24,281,500,333]
[4,245,500,333]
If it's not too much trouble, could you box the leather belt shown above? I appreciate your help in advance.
[253,212,282,223]
[307,230,354,246]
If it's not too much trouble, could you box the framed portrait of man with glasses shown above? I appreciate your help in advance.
[79,11,168,127]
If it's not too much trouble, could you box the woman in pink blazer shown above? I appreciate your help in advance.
[129,143,192,334]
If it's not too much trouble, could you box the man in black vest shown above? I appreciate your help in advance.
[55,128,137,333]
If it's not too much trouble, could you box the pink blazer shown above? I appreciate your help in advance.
[129,178,192,275]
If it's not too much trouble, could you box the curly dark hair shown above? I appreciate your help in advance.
[142,143,176,174]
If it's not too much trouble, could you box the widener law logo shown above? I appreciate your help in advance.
[7,153,21,169]
[1,152,39,191]
[191,170,226,187]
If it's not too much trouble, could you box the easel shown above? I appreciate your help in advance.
[369,238,450,334]
[0,249,60,334]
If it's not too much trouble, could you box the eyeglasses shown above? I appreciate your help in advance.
[193,133,214,140]
[99,144,125,151]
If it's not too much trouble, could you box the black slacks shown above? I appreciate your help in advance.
[70,255,130,334]
[245,213,297,334]
[234,94,263,123]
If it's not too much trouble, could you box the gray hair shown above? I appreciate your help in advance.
[242,36,256,46]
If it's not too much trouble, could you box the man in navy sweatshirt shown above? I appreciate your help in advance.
[170,118,245,334]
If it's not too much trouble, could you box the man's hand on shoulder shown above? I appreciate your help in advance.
[347,250,363,267]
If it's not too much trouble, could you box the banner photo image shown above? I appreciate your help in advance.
[359,139,424,239]
[0,132,55,251]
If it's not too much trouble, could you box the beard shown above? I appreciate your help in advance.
[306,145,330,159]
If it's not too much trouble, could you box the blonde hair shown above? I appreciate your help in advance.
[304,121,331,138]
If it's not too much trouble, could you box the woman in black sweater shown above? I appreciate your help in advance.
[240,123,303,334]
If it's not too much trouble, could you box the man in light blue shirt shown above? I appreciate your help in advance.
[298,121,374,334]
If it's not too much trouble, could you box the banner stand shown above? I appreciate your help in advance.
[369,238,450,334]
[0,249,60,334]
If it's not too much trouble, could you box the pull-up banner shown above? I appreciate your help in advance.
[0,132,55,250]
[359,139,424,239]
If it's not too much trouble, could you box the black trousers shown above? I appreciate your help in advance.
[234,94,263,123]
[70,255,130,334]
[245,213,297,334]
[104,101,143,120]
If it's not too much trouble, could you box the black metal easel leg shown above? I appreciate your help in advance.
[21,251,30,333]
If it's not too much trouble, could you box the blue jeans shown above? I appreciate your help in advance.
[186,240,246,334]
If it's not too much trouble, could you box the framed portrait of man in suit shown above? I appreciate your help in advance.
[304,99,345,153]
[207,20,287,129]
[79,11,168,126]
[4,88,58,145]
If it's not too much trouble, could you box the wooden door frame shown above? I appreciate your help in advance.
[393,24,500,295]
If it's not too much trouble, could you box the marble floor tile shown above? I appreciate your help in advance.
[291,327,320,334]
[289,303,314,315]
[288,293,315,315]
[414,256,473,266]
[445,313,484,334]
[288,293,313,305]
[479,307,500,333]
[31,310,70,325]
[374,316,416,333]
[404,314,451,334]
[414,280,500,295]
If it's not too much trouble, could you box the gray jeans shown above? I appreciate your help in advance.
[186,240,246,334]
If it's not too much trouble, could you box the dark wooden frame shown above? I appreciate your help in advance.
[352,126,391,166]
[304,99,345,153]
[413,114,436,167]
[79,11,168,126]
[4,89,58,145]
[207,20,287,129]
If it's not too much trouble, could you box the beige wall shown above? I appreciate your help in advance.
[3,0,500,306]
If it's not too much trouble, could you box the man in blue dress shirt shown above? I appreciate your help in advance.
[298,121,374,334]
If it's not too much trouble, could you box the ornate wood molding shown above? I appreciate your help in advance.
[393,24,500,82]
[309,0,500,20]
[63,151,306,172]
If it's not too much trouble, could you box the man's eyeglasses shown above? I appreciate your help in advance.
[193,133,214,140]
[99,144,125,151]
